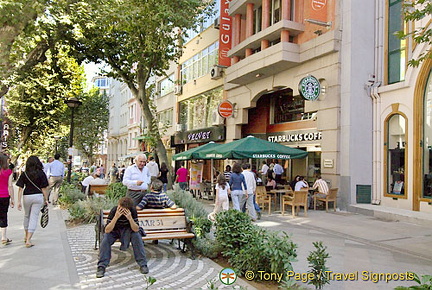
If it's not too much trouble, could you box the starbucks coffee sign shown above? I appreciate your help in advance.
[299,75,321,101]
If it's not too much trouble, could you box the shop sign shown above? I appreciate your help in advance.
[218,100,234,118]
[218,0,232,67]
[173,125,225,145]
[1,122,9,149]
[312,0,327,10]
[267,131,322,143]
[299,75,321,101]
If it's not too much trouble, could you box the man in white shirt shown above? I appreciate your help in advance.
[48,154,65,205]
[294,176,309,191]
[43,157,54,177]
[273,160,284,183]
[82,168,106,194]
[123,154,151,206]
[146,157,159,181]
[241,163,257,221]
[259,161,269,184]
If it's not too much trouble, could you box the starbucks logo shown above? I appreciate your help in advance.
[299,75,321,101]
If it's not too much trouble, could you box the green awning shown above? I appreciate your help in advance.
[172,142,221,161]
[195,136,308,160]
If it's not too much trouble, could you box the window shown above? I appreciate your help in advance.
[385,113,406,197]
[158,108,174,127]
[388,0,406,84]
[271,0,281,25]
[181,42,219,84]
[270,89,304,124]
[94,77,110,88]
[158,74,174,97]
[423,71,432,198]
[179,87,223,130]
[254,6,262,34]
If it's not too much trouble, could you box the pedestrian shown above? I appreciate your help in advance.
[208,174,230,221]
[229,163,247,211]
[0,154,14,245]
[99,164,105,179]
[16,156,49,248]
[146,156,159,181]
[122,154,151,206]
[223,165,232,181]
[175,161,189,191]
[158,162,169,193]
[108,163,118,184]
[96,197,149,278]
[259,161,269,185]
[273,160,284,184]
[47,153,64,205]
[241,163,258,221]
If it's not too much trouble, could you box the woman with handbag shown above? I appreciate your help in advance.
[0,154,14,245]
[16,156,49,248]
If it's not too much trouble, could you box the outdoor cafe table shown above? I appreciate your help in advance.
[269,189,293,212]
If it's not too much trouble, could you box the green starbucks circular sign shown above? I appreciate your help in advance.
[299,75,321,101]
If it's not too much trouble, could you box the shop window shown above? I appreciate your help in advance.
[385,113,406,197]
[422,71,432,198]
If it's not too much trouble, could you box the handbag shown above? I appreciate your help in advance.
[24,172,49,228]
[40,204,49,228]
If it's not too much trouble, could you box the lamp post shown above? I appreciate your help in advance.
[65,97,82,183]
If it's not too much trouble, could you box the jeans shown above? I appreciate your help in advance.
[98,230,148,268]
[162,183,167,193]
[240,193,257,220]
[179,182,188,190]
[231,190,244,211]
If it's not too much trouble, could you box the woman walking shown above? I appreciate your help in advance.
[229,163,247,211]
[0,154,14,245]
[16,156,49,248]
[158,162,169,193]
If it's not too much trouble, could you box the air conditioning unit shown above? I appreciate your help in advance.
[174,85,182,95]
[214,18,220,29]
[212,110,224,126]
[175,123,183,131]
[210,65,223,80]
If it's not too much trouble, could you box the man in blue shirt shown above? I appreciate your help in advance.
[47,154,65,205]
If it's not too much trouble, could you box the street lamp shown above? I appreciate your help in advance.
[65,97,82,183]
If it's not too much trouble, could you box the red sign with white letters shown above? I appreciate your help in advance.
[218,100,234,118]
[218,0,232,67]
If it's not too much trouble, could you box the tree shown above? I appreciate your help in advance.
[6,46,85,161]
[399,0,432,67]
[74,88,109,164]
[66,0,211,174]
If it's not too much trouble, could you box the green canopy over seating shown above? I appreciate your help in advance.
[172,142,221,161]
[195,136,308,160]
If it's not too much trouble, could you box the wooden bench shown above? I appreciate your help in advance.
[88,184,109,196]
[95,208,195,258]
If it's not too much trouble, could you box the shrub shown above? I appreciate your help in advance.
[307,241,330,289]
[105,182,127,200]
[190,216,212,238]
[68,197,118,223]
[395,273,432,290]
[215,209,297,278]
[167,189,208,218]
[193,236,222,259]
[58,184,86,207]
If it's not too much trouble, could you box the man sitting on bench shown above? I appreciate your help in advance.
[136,179,177,210]
[96,197,149,278]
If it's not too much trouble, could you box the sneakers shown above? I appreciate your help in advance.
[96,266,105,278]
[140,265,149,274]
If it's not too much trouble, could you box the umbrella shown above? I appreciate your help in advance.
[196,136,308,160]
[172,141,221,161]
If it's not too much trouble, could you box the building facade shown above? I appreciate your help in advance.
[372,0,431,212]
[221,0,376,209]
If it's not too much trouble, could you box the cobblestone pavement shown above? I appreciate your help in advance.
[65,222,255,289]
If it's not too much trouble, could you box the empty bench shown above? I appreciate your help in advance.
[95,208,195,258]
[88,184,109,196]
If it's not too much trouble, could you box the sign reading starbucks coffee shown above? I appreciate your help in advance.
[299,75,321,101]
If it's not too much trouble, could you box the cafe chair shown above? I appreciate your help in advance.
[282,190,308,217]
[256,186,272,215]
[314,188,338,212]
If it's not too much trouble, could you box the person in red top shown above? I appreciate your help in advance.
[175,161,189,190]
[0,154,14,245]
